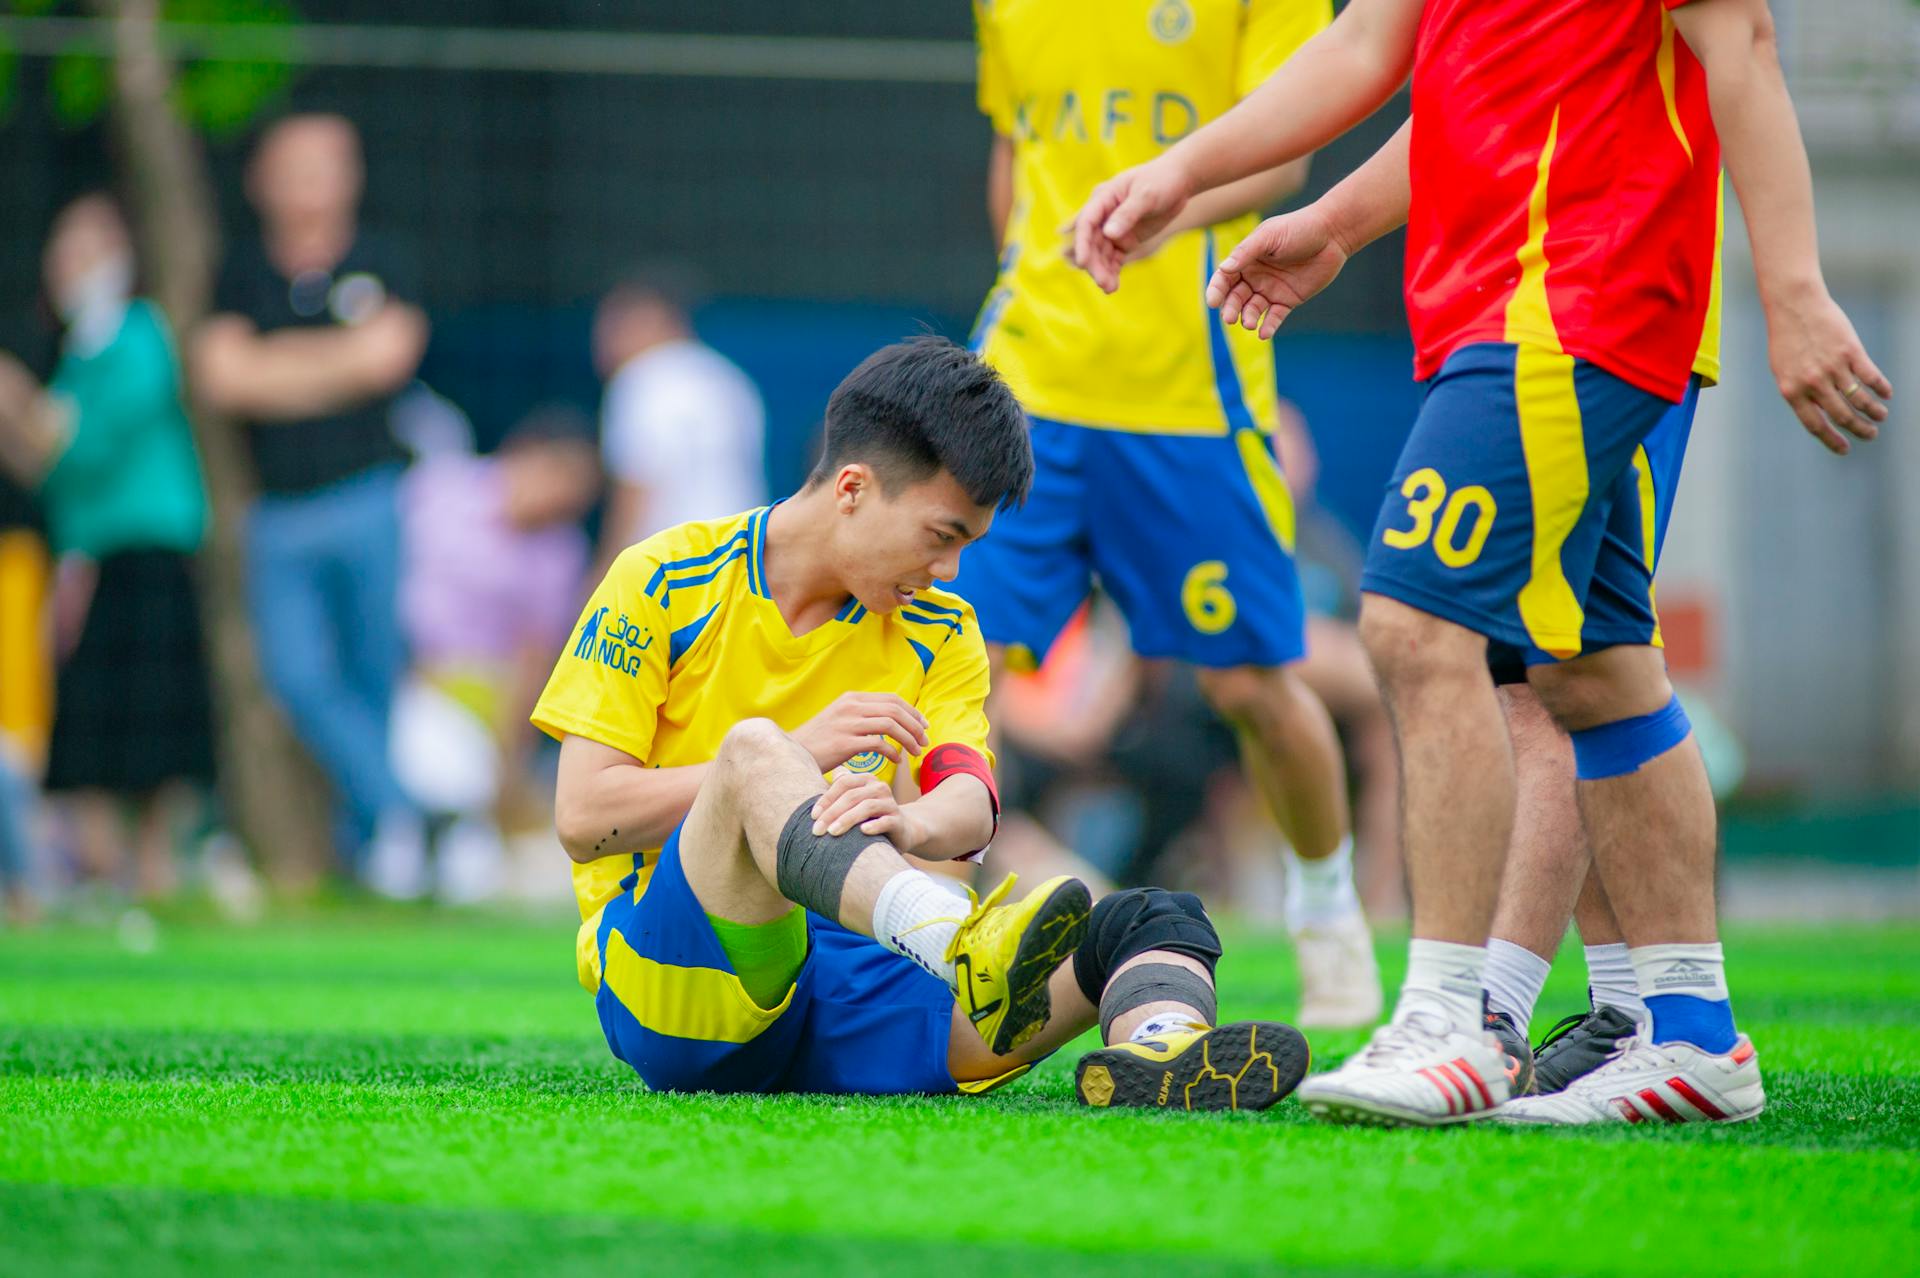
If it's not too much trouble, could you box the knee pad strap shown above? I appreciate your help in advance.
[1072,887,1223,1005]
[1570,694,1692,781]
[1098,962,1218,1041]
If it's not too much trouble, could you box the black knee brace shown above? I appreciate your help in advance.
[1072,887,1223,1006]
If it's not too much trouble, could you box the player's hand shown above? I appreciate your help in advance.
[810,771,925,847]
[1206,206,1352,341]
[1763,288,1892,455]
[792,692,929,773]
[1071,157,1195,294]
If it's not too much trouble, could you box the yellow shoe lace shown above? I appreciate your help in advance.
[940,873,1018,964]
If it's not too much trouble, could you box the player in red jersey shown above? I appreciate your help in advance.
[1068,0,1891,1126]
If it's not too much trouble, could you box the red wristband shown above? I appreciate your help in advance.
[918,743,1000,843]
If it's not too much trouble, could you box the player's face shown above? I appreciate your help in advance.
[842,467,995,614]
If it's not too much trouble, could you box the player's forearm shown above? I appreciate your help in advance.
[1170,9,1414,196]
[1674,0,1825,308]
[1314,118,1412,256]
[1158,160,1310,240]
[894,775,995,862]
[555,761,711,863]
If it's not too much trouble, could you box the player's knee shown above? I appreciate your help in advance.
[1072,887,1223,1006]
[1358,596,1484,692]
[1194,663,1286,728]
[717,718,792,773]
[1527,648,1671,732]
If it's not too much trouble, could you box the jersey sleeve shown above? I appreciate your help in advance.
[1236,0,1333,98]
[916,611,996,769]
[530,547,670,763]
[973,2,1017,136]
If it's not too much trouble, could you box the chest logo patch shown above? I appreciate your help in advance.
[1150,0,1193,44]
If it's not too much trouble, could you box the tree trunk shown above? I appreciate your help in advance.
[91,0,335,889]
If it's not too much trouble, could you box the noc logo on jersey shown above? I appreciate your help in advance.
[1149,0,1193,44]
[844,751,887,774]
[571,604,653,678]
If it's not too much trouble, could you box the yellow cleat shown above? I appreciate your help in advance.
[947,873,1091,1055]
[1075,1021,1311,1112]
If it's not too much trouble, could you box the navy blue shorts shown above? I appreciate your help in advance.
[949,418,1307,669]
[589,824,959,1095]
[1361,343,1699,664]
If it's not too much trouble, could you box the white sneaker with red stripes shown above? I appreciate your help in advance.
[1297,1010,1510,1126]
[1499,1033,1764,1126]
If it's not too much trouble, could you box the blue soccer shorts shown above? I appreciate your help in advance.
[1360,342,1700,667]
[949,418,1308,670]
[586,823,960,1095]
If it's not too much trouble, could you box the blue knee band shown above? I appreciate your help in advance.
[1570,695,1692,781]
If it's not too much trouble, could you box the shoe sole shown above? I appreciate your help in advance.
[1076,1021,1311,1112]
[1301,1091,1500,1128]
[992,878,1093,1055]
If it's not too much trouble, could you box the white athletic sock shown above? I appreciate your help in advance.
[1284,836,1361,930]
[1129,1013,1207,1044]
[870,870,966,988]
[1629,941,1730,1003]
[1583,942,1646,1020]
[1482,938,1551,1029]
[1394,938,1487,1034]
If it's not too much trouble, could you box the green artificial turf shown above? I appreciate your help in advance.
[1,912,1914,1277]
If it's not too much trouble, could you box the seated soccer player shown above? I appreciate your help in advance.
[534,336,1307,1107]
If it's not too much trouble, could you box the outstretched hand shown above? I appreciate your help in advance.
[1071,158,1195,293]
[1763,288,1892,455]
[1205,208,1351,340]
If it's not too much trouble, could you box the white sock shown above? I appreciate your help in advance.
[1394,938,1487,1034]
[1629,941,1730,1002]
[1583,942,1646,1020]
[1129,1013,1206,1044]
[870,870,966,988]
[1284,836,1361,930]
[1482,938,1551,1029]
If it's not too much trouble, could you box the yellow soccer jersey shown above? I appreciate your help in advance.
[532,506,995,921]
[973,0,1330,436]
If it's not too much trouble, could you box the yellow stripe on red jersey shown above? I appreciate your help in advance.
[972,0,1330,436]
[532,506,994,921]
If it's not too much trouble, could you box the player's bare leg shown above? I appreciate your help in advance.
[1297,596,1512,1125]
[949,888,1309,1111]
[1195,663,1380,1029]
[1298,615,1404,919]
[677,718,1090,1055]
[1503,644,1762,1125]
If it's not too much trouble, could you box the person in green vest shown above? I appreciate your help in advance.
[0,193,214,901]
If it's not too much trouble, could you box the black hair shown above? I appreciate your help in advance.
[810,335,1032,510]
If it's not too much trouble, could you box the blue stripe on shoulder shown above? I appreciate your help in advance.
[905,636,935,673]
[649,546,747,606]
[669,601,721,667]
[905,597,964,618]
[646,528,750,599]
[898,609,962,635]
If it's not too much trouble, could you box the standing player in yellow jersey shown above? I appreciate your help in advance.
[958,0,1381,1029]
[534,338,1311,1108]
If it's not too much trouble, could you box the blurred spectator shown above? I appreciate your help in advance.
[0,472,49,925]
[193,114,429,877]
[1272,402,1404,920]
[593,264,764,566]
[0,194,213,901]
[388,406,597,901]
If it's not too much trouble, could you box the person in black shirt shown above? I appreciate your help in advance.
[194,114,429,887]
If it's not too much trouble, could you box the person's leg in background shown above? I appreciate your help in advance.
[246,483,415,884]
[326,466,423,896]
[1089,428,1378,1030]
[1298,614,1404,921]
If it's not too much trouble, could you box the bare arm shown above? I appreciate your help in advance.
[554,734,709,862]
[811,767,995,862]
[987,134,1014,250]
[1072,0,1424,289]
[191,302,428,423]
[1206,119,1411,339]
[1671,0,1890,452]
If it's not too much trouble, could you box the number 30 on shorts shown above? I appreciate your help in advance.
[1380,467,1498,568]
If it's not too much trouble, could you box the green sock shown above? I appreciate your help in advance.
[707,907,808,1011]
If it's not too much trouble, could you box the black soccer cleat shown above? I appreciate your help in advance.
[1075,1020,1311,1113]
[1531,1004,1639,1094]
[1485,1010,1537,1097]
